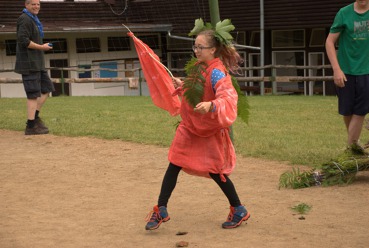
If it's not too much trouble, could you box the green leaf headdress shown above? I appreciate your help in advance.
[188,18,235,45]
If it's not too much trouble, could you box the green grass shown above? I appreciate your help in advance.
[1,95,367,167]
[291,203,312,215]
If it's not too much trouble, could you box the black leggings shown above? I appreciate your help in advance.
[158,163,241,207]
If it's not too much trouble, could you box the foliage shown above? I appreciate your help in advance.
[279,167,316,189]
[231,76,249,124]
[291,203,312,215]
[188,18,235,45]
[188,18,206,36]
[214,19,235,45]
[182,57,208,108]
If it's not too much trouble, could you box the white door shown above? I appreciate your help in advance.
[308,52,325,96]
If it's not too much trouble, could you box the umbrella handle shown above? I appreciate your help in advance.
[122,23,132,33]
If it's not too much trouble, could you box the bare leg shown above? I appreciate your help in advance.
[27,98,38,120]
[344,115,365,145]
[37,93,49,112]
[343,115,352,131]
[27,93,49,120]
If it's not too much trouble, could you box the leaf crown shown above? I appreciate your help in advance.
[188,18,235,45]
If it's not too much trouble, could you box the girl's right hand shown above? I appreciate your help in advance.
[172,77,183,88]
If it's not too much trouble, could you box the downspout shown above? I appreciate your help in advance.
[260,0,265,95]
[209,0,221,25]
[167,32,260,50]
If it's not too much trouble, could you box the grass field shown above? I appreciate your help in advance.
[1,95,367,168]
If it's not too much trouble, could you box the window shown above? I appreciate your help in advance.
[50,59,69,78]
[108,37,131,51]
[43,39,67,54]
[137,35,160,49]
[40,0,64,2]
[272,30,305,48]
[250,31,260,47]
[98,61,118,78]
[231,31,246,47]
[76,38,100,53]
[78,65,92,78]
[5,40,16,56]
[248,53,261,77]
[168,52,193,77]
[50,59,69,96]
[309,28,326,47]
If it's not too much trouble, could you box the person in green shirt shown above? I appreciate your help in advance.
[326,0,369,150]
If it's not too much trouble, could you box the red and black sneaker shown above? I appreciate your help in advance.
[145,205,170,230]
[222,205,250,229]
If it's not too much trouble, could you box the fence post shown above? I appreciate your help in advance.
[272,66,277,94]
[139,69,142,96]
[61,68,65,96]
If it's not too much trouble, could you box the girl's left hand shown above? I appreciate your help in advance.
[194,101,212,114]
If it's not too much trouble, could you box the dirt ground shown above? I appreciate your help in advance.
[0,129,368,248]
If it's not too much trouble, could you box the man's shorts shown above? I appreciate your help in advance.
[337,74,369,116]
[22,71,55,99]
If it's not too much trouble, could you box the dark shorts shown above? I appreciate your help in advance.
[337,74,369,116]
[22,71,55,99]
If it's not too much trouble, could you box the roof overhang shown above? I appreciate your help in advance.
[60,23,172,33]
[0,23,172,35]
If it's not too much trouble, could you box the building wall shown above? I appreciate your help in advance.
[0,0,356,96]
[122,0,353,32]
[0,31,153,97]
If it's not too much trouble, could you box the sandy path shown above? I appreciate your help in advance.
[0,129,368,248]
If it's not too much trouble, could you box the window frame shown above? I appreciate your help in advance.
[272,29,305,49]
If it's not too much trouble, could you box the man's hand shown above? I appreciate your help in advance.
[333,69,347,87]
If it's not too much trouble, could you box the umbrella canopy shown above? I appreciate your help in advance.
[128,32,181,116]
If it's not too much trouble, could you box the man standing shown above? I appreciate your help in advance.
[326,0,369,150]
[15,0,54,135]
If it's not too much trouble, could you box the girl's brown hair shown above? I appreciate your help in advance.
[198,29,243,74]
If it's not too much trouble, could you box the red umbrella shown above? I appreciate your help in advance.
[127,31,181,116]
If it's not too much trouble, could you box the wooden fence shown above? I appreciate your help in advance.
[0,64,334,96]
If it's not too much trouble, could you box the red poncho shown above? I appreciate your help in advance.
[168,58,238,182]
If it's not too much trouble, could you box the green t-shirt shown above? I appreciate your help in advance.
[330,3,369,75]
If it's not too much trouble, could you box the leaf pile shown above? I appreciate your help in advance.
[279,145,369,189]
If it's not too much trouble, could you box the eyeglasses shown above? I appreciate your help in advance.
[192,45,213,52]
